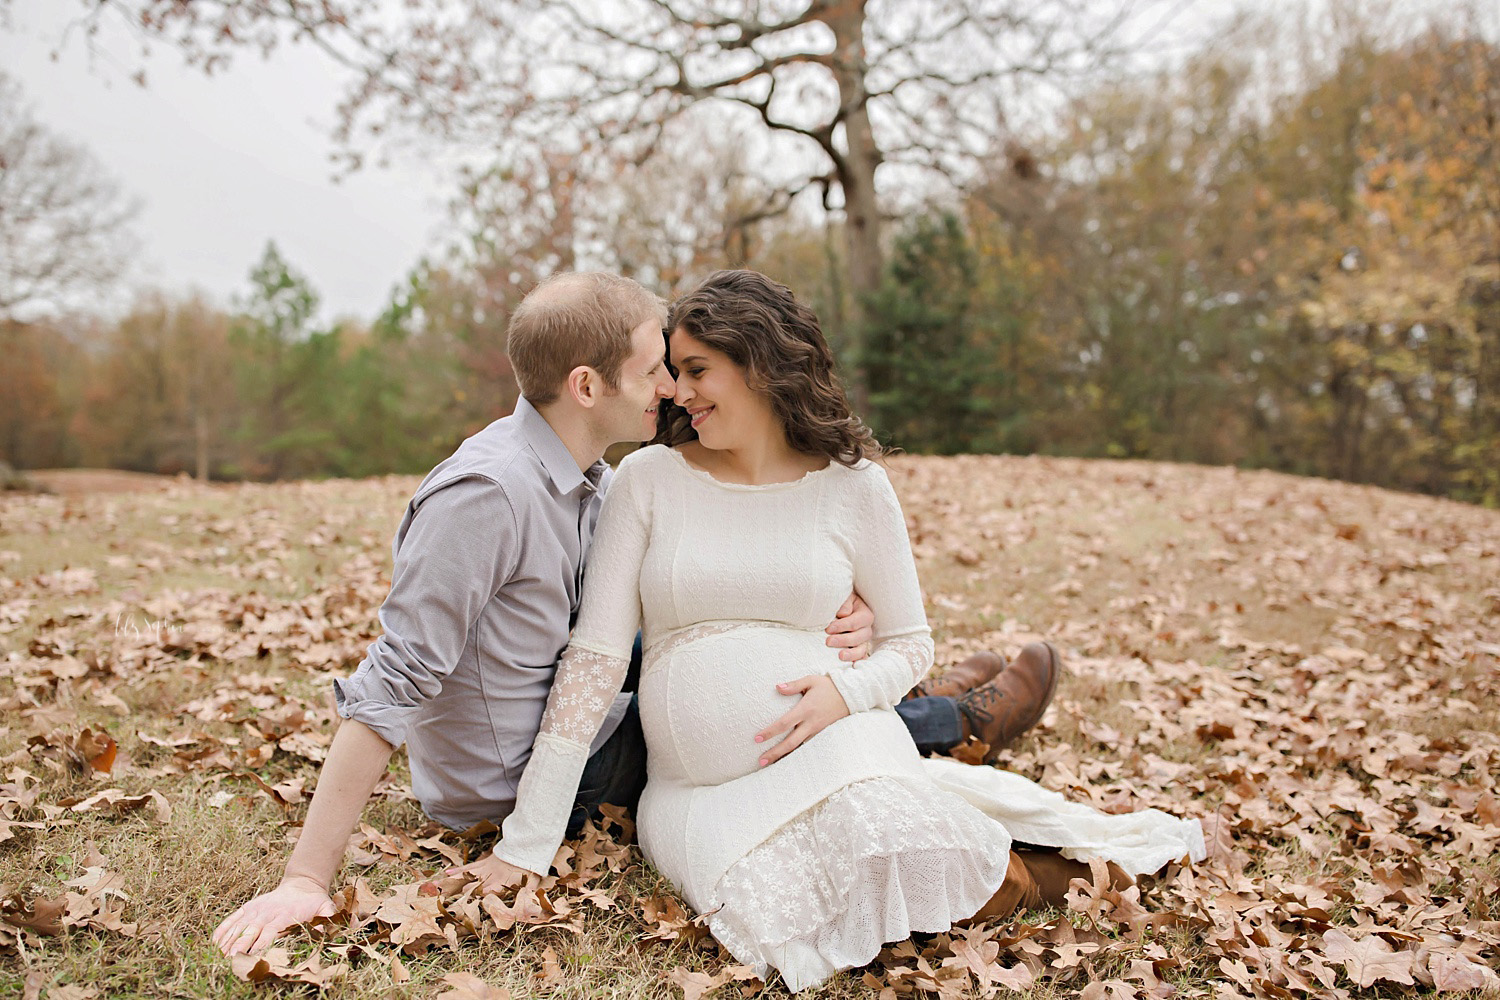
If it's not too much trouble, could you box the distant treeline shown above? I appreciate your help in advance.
[2,25,1495,505]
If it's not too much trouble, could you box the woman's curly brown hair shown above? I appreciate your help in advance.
[651,269,884,466]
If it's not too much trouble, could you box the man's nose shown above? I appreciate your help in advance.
[658,372,676,398]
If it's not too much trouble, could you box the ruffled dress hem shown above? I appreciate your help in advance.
[703,776,1012,993]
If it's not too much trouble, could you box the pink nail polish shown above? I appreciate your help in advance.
[759,759,767,767]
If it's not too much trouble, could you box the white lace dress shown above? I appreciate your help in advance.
[494,445,1203,992]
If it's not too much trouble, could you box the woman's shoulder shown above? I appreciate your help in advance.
[826,455,892,487]
[617,443,675,473]
[603,444,672,500]
[825,457,908,514]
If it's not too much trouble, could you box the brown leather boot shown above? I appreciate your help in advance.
[1015,850,1135,907]
[955,641,1062,761]
[905,650,1007,701]
[960,850,1042,924]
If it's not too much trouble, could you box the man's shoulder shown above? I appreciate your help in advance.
[412,414,535,507]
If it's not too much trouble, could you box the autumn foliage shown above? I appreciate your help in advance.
[4,10,1497,507]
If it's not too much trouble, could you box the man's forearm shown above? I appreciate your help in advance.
[281,718,395,891]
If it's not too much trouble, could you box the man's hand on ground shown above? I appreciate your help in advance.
[755,674,851,767]
[212,875,335,957]
[445,851,533,894]
[825,593,875,662]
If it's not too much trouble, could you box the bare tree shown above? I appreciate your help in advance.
[0,72,139,320]
[47,0,1167,396]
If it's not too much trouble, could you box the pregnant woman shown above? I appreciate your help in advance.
[488,270,1204,991]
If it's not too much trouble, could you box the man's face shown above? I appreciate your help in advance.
[598,318,675,444]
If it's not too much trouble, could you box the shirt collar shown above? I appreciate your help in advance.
[514,396,606,496]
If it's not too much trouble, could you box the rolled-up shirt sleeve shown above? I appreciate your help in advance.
[332,476,520,749]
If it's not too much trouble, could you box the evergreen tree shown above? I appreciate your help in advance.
[863,215,1013,454]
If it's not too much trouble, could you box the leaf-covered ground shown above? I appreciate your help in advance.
[2,457,1497,999]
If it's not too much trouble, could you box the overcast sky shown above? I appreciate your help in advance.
[2,2,456,324]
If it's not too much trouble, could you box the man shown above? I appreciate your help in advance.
[212,272,1056,956]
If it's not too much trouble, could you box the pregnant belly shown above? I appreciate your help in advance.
[639,624,846,787]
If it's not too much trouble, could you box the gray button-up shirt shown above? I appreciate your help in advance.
[333,397,631,829]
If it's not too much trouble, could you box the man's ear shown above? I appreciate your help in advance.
[565,365,599,408]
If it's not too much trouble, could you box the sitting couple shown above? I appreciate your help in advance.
[213,270,1204,991]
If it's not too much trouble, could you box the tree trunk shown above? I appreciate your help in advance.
[195,411,209,482]
[825,0,882,413]
[1472,277,1500,503]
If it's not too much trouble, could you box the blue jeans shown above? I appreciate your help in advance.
[569,636,966,831]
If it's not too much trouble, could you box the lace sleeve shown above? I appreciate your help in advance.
[491,456,652,875]
[491,646,631,875]
[829,466,936,714]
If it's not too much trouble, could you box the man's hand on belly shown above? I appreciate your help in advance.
[825,592,875,662]
[754,674,852,767]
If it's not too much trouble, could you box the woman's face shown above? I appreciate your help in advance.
[668,327,779,450]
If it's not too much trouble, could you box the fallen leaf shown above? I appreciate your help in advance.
[1321,928,1415,988]
[1429,951,1499,991]
[1,894,66,935]
[536,945,565,987]
[434,971,512,1000]
[46,986,99,1000]
[229,946,348,986]
[668,966,733,1000]
[75,730,117,774]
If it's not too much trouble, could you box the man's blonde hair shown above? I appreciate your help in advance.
[507,272,667,406]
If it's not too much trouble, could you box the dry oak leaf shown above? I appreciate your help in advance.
[371,883,448,954]
[951,545,982,566]
[1321,928,1415,989]
[667,966,735,1000]
[945,736,993,766]
[46,987,99,1000]
[229,946,348,986]
[74,730,117,774]
[535,945,565,988]
[479,883,546,931]
[943,929,1002,989]
[941,923,1035,992]
[1080,981,1142,1000]
[434,971,512,1000]
[61,788,171,824]
[1429,951,1499,992]
[991,962,1037,991]
[639,893,710,945]
[1,893,66,935]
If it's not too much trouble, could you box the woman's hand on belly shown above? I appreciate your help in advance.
[753,674,851,768]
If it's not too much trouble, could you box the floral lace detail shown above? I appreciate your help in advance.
[707,776,1010,992]
[537,646,630,747]
[880,634,935,691]
[642,622,754,679]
